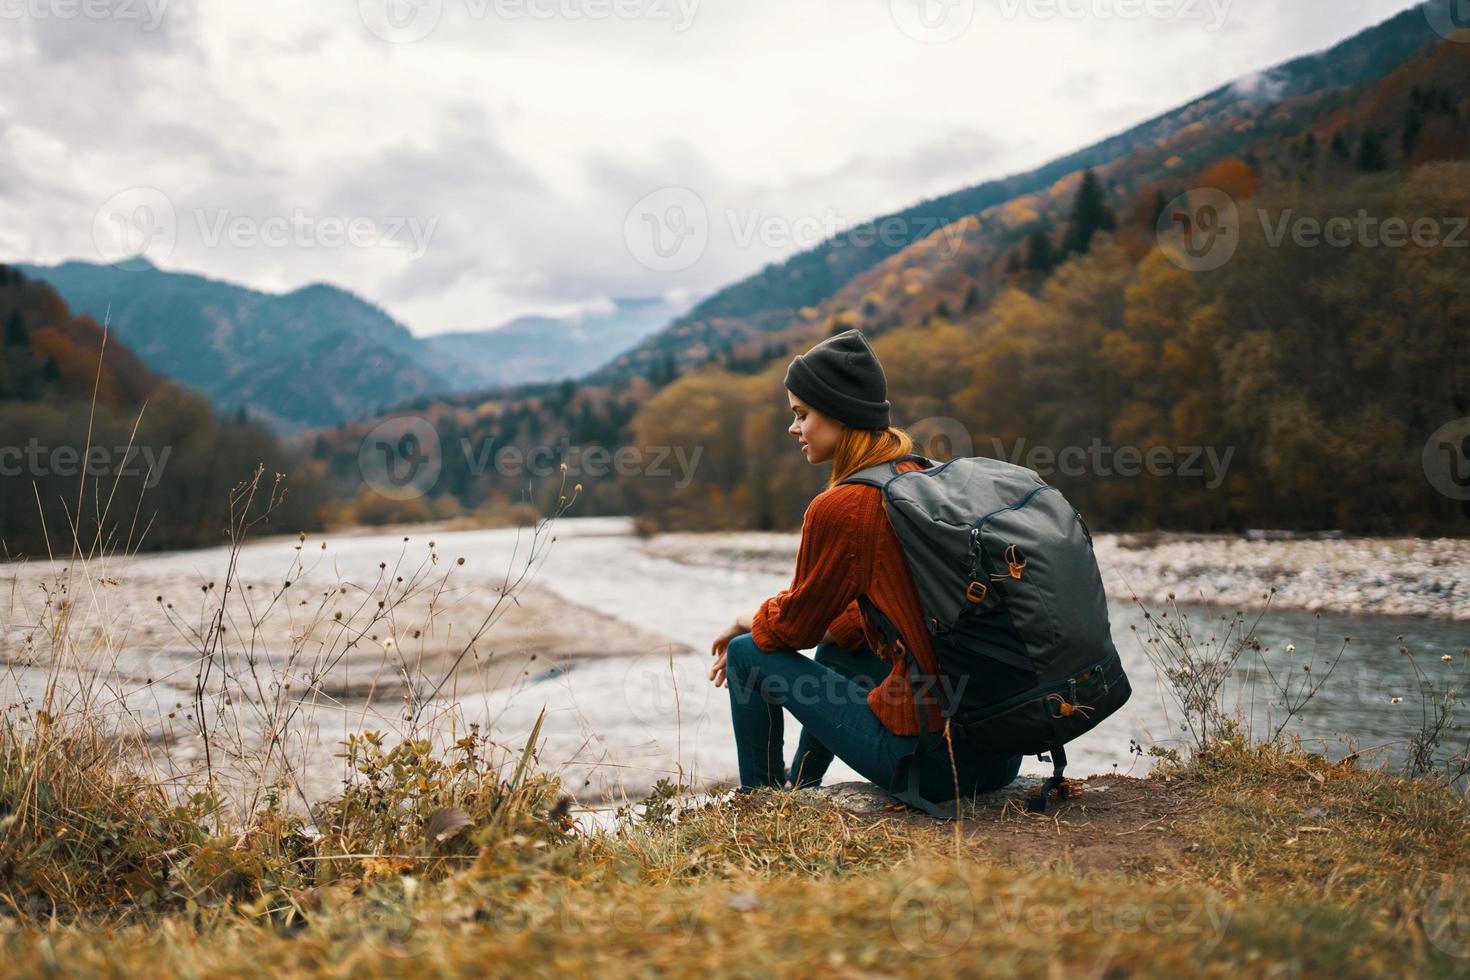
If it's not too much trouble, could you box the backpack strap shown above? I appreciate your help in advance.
[888,651,960,821]
[838,453,935,490]
[1025,744,1068,813]
[856,593,957,821]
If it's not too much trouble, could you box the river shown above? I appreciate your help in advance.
[3,516,1465,804]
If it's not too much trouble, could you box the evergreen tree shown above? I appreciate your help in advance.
[1025,230,1056,273]
[1403,107,1423,158]
[647,354,666,385]
[1356,130,1389,172]
[1330,130,1352,161]
[1060,169,1117,256]
[4,310,27,348]
[1149,189,1169,229]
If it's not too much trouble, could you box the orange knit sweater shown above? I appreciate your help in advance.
[750,458,944,736]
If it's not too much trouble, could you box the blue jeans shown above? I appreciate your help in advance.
[724,632,1022,802]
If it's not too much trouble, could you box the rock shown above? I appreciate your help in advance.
[726,892,762,911]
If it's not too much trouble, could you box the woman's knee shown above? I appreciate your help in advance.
[813,640,846,667]
[726,632,764,672]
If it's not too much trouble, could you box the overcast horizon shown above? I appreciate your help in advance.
[0,0,1427,335]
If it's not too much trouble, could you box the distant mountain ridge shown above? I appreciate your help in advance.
[14,259,436,431]
[15,259,683,431]
[418,295,692,393]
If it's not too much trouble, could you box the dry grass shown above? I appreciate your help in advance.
[3,722,1469,978]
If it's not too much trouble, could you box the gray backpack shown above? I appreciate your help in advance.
[841,453,1131,816]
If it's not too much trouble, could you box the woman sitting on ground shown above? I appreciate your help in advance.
[708,328,1022,802]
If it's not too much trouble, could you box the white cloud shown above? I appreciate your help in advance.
[0,0,1427,333]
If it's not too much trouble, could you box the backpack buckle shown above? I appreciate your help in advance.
[965,580,989,604]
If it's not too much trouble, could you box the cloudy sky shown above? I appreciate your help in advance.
[0,0,1427,334]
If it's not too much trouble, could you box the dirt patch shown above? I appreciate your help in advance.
[810,773,1203,874]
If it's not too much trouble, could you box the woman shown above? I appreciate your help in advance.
[708,328,1022,804]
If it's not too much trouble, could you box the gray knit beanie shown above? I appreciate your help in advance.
[784,328,891,430]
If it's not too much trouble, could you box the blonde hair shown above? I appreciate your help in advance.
[827,425,917,489]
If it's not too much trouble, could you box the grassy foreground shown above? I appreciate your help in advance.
[2,726,1468,978]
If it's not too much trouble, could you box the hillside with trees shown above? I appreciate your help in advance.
[0,266,327,558]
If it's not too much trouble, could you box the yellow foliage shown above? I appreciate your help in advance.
[997,199,1041,228]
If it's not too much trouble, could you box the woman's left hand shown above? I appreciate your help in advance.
[710,617,751,688]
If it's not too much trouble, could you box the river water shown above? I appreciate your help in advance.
[4,516,1466,802]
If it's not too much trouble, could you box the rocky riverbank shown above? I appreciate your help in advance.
[641,531,1470,621]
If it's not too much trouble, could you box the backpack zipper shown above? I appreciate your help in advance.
[970,659,1110,721]
[969,483,1057,579]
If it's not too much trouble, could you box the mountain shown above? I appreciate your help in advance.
[15,260,687,432]
[0,265,156,408]
[580,0,1456,387]
[419,295,692,393]
[13,259,441,432]
[0,264,327,557]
